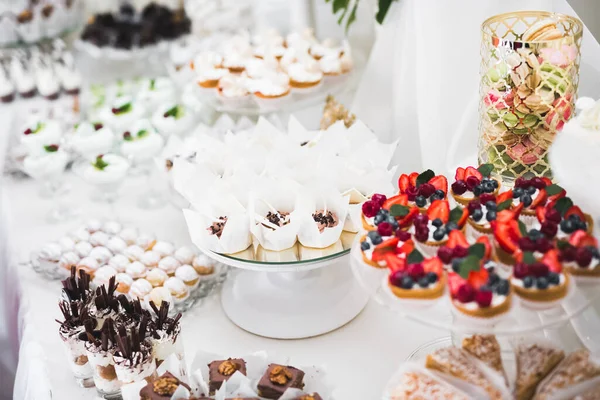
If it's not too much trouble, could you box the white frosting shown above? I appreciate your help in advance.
[59,251,80,270]
[247,77,290,97]
[23,149,69,179]
[164,277,189,300]
[86,219,103,233]
[362,233,399,265]
[192,52,223,69]
[512,273,566,289]
[244,57,279,79]
[89,246,113,264]
[71,228,91,243]
[106,237,127,254]
[218,75,249,98]
[455,294,507,310]
[115,273,133,292]
[119,227,139,245]
[287,62,323,83]
[174,246,195,265]
[123,245,145,261]
[113,352,155,384]
[152,330,183,362]
[20,120,62,154]
[103,96,147,132]
[319,55,344,75]
[196,67,229,83]
[108,254,130,272]
[70,122,115,158]
[146,268,168,287]
[158,256,180,274]
[286,29,317,49]
[77,256,100,272]
[136,233,156,250]
[469,204,492,229]
[126,261,147,279]
[151,104,195,137]
[89,231,110,247]
[75,241,93,257]
[140,251,161,267]
[145,287,173,309]
[58,237,76,252]
[85,350,120,393]
[137,77,176,112]
[192,254,215,269]
[55,64,82,92]
[120,120,164,162]
[153,241,175,257]
[128,279,153,299]
[254,44,285,59]
[93,266,118,287]
[40,242,62,261]
[253,29,284,47]
[34,67,60,97]
[0,73,15,97]
[10,58,35,94]
[579,99,600,131]
[311,39,343,58]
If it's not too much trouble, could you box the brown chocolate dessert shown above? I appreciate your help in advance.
[257,364,305,399]
[139,372,190,400]
[207,216,228,238]
[208,358,247,394]
[312,210,338,233]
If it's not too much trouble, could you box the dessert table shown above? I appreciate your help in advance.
[7,173,444,400]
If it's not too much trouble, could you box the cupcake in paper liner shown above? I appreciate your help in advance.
[341,188,368,233]
[171,159,220,211]
[183,196,251,254]
[248,179,302,251]
[296,188,350,249]
[16,9,42,43]
[0,14,18,46]
[287,115,320,146]
[41,3,66,38]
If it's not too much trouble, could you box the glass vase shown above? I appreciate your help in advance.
[478,11,583,185]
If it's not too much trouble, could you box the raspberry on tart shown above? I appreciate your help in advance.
[359,223,414,269]
[465,190,515,238]
[535,195,593,241]
[512,178,564,222]
[360,193,419,232]
[448,247,512,319]
[387,250,446,300]
[413,200,468,256]
[397,170,448,211]
[511,250,569,304]
[558,232,600,278]
[451,164,501,206]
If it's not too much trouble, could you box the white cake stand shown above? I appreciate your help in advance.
[201,232,370,339]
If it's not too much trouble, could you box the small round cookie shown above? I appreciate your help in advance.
[164,277,189,303]
[126,261,147,279]
[85,219,103,233]
[102,221,122,235]
[40,243,62,262]
[146,268,169,287]
[74,241,93,258]
[70,228,91,243]
[115,273,134,294]
[192,254,215,276]
[108,254,130,273]
[175,264,200,289]
[89,246,113,264]
[58,237,76,252]
[106,236,127,254]
[89,231,110,247]
[153,241,175,257]
[59,252,80,271]
[123,245,145,261]
[158,256,180,275]
[136,233,156,251]
[129,278,153,299]
[94,266,117,287]
[119,227,139,245]
[77,257,100,276]
[140,251,161,268]
[174,246,195,265]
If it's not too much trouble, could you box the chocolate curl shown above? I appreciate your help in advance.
[117,295,133,314]
[106,318,116,344]
[138,314,148,339]
[101,329,109,352]
[131,329,141,353]
[167,313,182,335]
[149,300,160,318]
[107,276,117,296]
[83,319,96,343]
[116,325,130,359]
[133,299,143,315]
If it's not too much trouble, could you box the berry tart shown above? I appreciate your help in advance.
[465,190,514,239]
[360,193,419,232]
[438,232,493,272]
[412,200,468,257]
[359,229,414,269]
[511,250,569,305]
[536,195,594,240]
[558,231,600,278]
[447,244,512,319]
[387,250,446,301]
[397,170,448,211]
[450,164,500,206]
[511,178,564,226]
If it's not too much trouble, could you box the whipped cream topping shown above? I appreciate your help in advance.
[513,188,539,208]
[115,273,133,291]
[153,241,175,257]
[55,64,82,92]
[120,121,164,161]
[579,99,600,131]
[158,256,180,274]
[10,58,35,94]
[82,154,129,186]
[0,73,14,97]
[192,51,223,69]
[511,273,566,288]
[287,62,323,83]
[106,236,127,254]
[71,122,115,157]
[164,277,189,299]
[59,252,80,270]
[89,246,113,264]
[23,148,69,179]
[218,75,249,98]
[174,246,195,265]
[244,57,279,79]
[311,38,343,58]
[126,261,147,279]
[196,67,229,82]
[34,68,60,97]
[175,264,199,283]
[247,77,290,96]
[146,268,168,287]
[455,294,507,310]
[75,241,93,257]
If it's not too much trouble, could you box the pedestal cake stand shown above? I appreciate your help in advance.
[201,232,370,339]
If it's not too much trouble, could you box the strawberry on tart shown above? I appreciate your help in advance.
[511,250,569,306]
[511,178,564,226]
[465,190,515,240]
[360,193,419,232]
[450,164,500,206]
[412,200,469,257]
[397,170,448,212]
[387,250,446,301]
[557,231,600,278]
[359,229,414,269]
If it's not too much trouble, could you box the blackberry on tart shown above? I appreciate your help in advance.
[361,193,419,232]
[387,250,446,300]
[511,250,569,304]
[451,164,500,206]
[397,169,448,211]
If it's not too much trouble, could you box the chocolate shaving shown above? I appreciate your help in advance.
[166,313,182,335]
[61,267,91,302]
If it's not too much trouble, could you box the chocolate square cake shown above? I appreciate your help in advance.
[139,372,190,400]
[257,364,305,399]
[208,358,247,394]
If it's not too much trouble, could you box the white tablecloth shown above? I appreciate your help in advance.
[6,173,444,400]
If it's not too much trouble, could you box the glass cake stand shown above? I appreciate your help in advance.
[350,240,600,353]
[201,231,370,339]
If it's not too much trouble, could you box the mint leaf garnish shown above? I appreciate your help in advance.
[523,252,536,264]
[458,255,481,279]
[407,249,424,264]
[496,200,513,211]
[468,243,485,259]
[113,103,132,115]
[91,155,109,171]
[416,169,435,187]
[449,207,463,223]
[44,144,58,153]
[554,197,574,216]
[518,220,527,236]
[163,105,179,118]
[389,204,409,218]
[556,240,570,250]
[137,129,149,138]
[33,122,45,133]
[149,79,156,90]
[545,184,564,196]
[477,163,494,177]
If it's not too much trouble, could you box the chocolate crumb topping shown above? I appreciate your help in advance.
[218,360,238,376]
[300,141,309,147]
[270,365,293,385]
[207,216,227,238]
[263,211,290,230]
[165,159,173,171]
[153,376,179,395]
[312,210,338,233]
[42,4,54,18]
[18,10,33,23]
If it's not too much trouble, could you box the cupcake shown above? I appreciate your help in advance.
[126,261,147,279]
[120,119,164,162]
[140,251,161,268]
[70,122,115,159]
[217,74,250,107]
[146,268,168,288]
[413,200,468,257]
[191,254,215,276]
[244,57,279,79]
[249,74,291,101]
[222,53,248,73]
[158,256,180,276]
[151,104,196,137]
[450,164,500,206]
[175,264,199,289]
[397,170,448,212]
[388,252,445,301]
[190,51,223,71]
[511,250,569,306]
[163,277,189,303]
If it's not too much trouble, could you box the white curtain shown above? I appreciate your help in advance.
[352,0,600,177]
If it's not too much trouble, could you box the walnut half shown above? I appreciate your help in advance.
[269,365,293,385]
[153,376,179,396]
[218,360,238,376]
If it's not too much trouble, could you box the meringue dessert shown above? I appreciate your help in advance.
[151,104,195,137]
[103,96,146,132]
[120,119,164,162]
[80,154,130,188]
[137,77,176,113]
[70,122,115,159]
[23,144,69,180]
